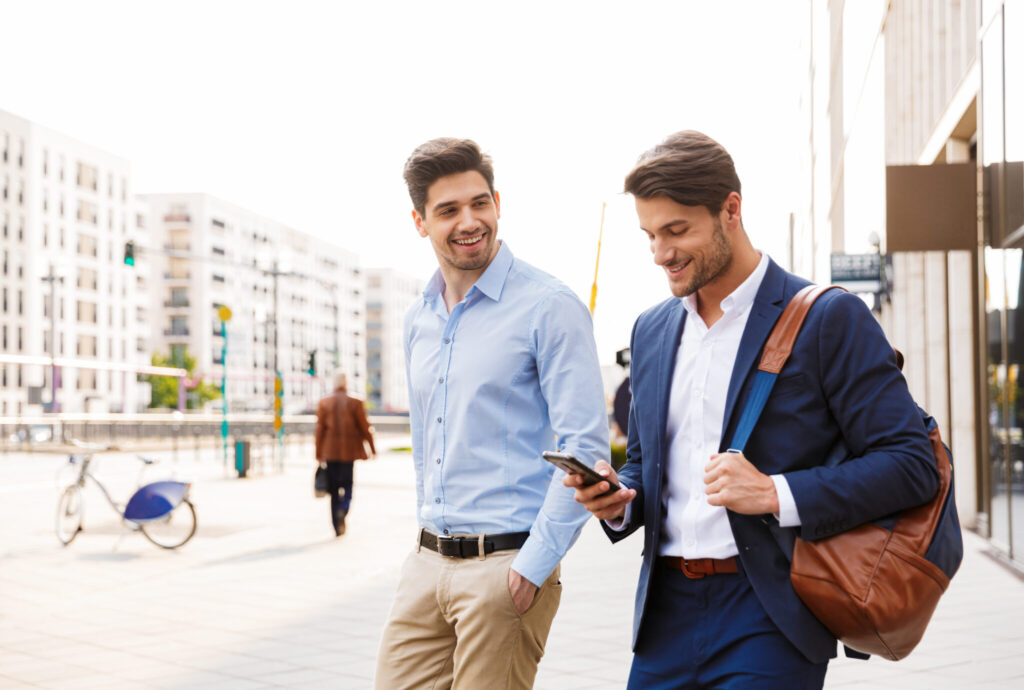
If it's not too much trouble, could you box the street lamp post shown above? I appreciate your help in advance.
[40,264,63,413]
[218,305,232,470]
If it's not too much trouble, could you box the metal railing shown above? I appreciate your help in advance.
[0,412,410,454]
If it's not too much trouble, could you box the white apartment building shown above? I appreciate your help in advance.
[365,268,423,412]
[0,108,150,415]
[141,193,366,414]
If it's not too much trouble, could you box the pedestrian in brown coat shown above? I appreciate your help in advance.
[315,372,376,536]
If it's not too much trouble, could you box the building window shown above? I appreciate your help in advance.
[77,200,97,224]
[212,274,225,283]
[76,162,98,191]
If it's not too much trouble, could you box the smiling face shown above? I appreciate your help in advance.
[413,170,501,278]
[635,195,734,298]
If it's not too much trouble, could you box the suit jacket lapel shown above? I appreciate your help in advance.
[657,300,687,449]
[720,261,788,447]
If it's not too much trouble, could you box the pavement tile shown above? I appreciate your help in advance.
[257,667,336,686]
[217,659,303,677]
[35,674,120,690]
[0,678,44,690]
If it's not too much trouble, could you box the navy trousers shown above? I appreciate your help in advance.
[325,460,354,532]
[627,561,828,689]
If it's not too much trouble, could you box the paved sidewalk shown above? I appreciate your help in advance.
[0,438,1022,689]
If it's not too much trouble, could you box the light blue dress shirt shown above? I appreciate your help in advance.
[404,241,609,586]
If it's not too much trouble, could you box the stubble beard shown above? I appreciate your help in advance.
[442,226,496,273]
[674,219,732,298]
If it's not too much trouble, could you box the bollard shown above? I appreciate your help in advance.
[234,439,251,478]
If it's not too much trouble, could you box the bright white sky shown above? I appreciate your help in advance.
[1,0,808,365]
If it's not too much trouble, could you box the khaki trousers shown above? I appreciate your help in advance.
[374,545,562,689]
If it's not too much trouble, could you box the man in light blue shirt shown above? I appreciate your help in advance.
[374,138,609,690]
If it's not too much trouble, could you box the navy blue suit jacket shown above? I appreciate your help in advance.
[604,259,939,664]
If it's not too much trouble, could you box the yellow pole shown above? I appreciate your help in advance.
[589,202,606,315]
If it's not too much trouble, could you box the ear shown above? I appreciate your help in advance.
[494,190,501,219]
[721,192,742,231]
[412,209,428,238]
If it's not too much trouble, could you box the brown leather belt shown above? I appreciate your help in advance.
[659,556,738,579]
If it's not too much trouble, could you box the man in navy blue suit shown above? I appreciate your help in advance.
[566,130,939,688]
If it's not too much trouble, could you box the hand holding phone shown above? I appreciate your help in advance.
[543,450,621,497]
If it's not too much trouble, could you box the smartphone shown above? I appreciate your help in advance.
[542,451,621,497]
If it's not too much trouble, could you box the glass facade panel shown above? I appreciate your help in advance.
[986,248,1020,553]
[1005,1,1024,238]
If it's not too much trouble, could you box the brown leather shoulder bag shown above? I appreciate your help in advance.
[732,284,963,660]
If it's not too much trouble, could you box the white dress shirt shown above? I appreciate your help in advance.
[609,252,801,555]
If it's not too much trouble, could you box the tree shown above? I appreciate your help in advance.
[145,348,222,410]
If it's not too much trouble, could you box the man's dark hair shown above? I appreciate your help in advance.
[403,138,495,215]
[624,130,741,215]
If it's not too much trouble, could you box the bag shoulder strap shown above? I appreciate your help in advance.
[728,284,844,452]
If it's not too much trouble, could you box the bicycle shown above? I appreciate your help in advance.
[56,441,197,549]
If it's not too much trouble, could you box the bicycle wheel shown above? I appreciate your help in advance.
[56,485,84,546]
[140,499,197,549]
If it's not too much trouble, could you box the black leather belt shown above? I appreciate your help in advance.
[419,529,530,558]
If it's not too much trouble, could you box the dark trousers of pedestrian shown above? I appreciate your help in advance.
[325,460,354,534]
[627,560,828,689]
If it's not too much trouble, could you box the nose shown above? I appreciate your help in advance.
[651,236,675,267]
[455,205,477,230]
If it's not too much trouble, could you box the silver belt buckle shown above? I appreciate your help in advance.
[436,535,460,557]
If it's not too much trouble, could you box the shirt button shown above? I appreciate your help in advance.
[443,338,451,344]
[443,529,450,535]
[435,458,441,464]
[434,498,441,503]
[438,377,444,383]
[437,417,442,423]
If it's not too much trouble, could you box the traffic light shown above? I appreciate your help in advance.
[307,349,317,376]
[123,241,135,266]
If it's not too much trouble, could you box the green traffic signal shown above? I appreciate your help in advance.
[307,349,317,376]
[124,241,135,266]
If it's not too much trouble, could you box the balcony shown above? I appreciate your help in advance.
[164,212,191,223]
[164,272,191,281]
[164,299,190,308]
[163,328,190,337]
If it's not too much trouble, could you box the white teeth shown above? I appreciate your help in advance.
[454,235,482,245]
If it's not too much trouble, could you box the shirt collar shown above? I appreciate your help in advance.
[682,251,769,317]
[422,240,513,304]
